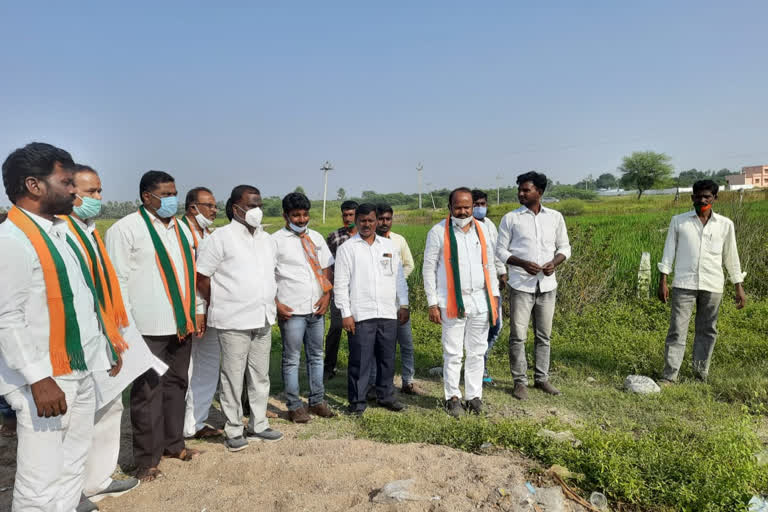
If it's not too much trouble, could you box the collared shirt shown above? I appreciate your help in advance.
[422,219,500,314]
[105,210,201,337]
[333,234,409,322]
[326,226,353,260]
[658,210,745,293]
[0,209,111,395]
[197,221,277,330]
[480,218,507,276]
[385,231,415,279]
[272,227,334,315]
[496,206,571,293]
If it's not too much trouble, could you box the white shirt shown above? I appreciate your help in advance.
[385,231,415,279]
[658,210,745,293]
[197,221,277,330]
[479,218,507,276]
[105,210,201,337]
[0,209,111,395]
[333,234,409,322]
[272,227,334,315]
[496,206,571,293]
[422,219,500,314]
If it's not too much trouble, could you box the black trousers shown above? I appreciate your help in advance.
[324,297,345,373]
[130,335,192,468]
[347,318,397,412]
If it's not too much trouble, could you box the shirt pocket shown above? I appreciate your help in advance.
[706,232,723,255]
[379,255,394,276]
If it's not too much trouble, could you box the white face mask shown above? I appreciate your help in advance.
[451,216,473,228]
[236,205,263,228]
[193,205,214,229]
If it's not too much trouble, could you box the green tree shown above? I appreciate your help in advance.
[595,173,618,189]
[619,151,674,199]
[336,187,346,201]
[294,186,305,194]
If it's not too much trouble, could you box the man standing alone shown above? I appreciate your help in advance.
[496,172,570,401]
[423,188,499,418]
[658,179,746,383]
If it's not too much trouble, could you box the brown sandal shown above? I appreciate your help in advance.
[136,467,162,482]
[162,447,203,461]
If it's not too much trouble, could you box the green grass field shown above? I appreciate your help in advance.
[101,192,768,511]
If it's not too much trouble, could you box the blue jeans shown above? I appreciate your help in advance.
[369,319,415,386]
[0,395,15,419]
[279,314,326,411]
[484,299,503,371]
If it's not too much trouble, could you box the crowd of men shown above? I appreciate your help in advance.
[0,142,746,511]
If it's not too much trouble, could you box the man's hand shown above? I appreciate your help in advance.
[499,274,508,291]
[342,316,356,335]
[276,301,294,322]
[398,307,410,325]
[658,276,669,303]
[428,305,442,325]
[314,293,331,316]
[735,284,747,309]
[195,314,207,337]
[30,377,67,418]
[541,261,556,276]
[109,351,123,377]
[521,261,542,276]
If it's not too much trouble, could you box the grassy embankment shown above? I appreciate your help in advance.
[98,191,768,511]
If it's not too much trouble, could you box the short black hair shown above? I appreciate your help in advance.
[0,211,6,223]
[225,185,260,220]
[692,179,719,196]
[516,171,547,193]
[471,189,488,202]
[282,192,311,213]
[355,203,377,219]
[139,170,175,198]
[2,142,75,203]
[448,187,473,207]
[185,186,214,211]
[376,203,393,216]
[341,200,359,212]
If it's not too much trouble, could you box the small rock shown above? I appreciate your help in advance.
[586,377,596,383]
[428,366,443,377]
[624,375,661,394]
[537,429,582,448]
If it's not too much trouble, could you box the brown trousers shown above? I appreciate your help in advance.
[130,335,192,468]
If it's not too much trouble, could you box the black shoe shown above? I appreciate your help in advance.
[366,387,377,401]
[377,399,406,412]
[445,396,464,418]
[466,397,483,415]
[346,407,365,417]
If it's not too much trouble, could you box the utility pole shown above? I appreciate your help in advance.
[321,161,333,224]
[496,174,503,205]
[426,181,437,210]
[417,162,424,209]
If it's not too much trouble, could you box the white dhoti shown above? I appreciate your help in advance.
[6,374,96,512]
[183,327,220,438]
[441,308,489,401]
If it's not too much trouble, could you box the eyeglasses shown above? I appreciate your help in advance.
[196,203,218,210]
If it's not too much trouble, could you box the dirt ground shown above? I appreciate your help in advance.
[0,395,588,512]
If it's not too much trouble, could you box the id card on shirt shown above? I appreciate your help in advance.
[380,253,394,276]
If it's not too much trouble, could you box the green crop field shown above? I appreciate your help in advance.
[100,191,768,511]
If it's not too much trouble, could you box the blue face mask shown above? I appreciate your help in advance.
[473,206,487,220]
[73,195,102,219]
[289,222,307,234]
[151,193,179,218]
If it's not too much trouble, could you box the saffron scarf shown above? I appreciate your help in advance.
[7,207,86,375]
[63,216,129,353]
[139,206,197,338]
[442,217,498,326]
[298,231,333,293]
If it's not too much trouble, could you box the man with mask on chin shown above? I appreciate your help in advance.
[180,187,224,440]
[196,185,282,452]
[106,171,204,482]
[657,179,746,384]
[423,188,499,418]
[273,192,335,423]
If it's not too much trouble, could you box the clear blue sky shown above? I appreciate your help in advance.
[1,1,767,202]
